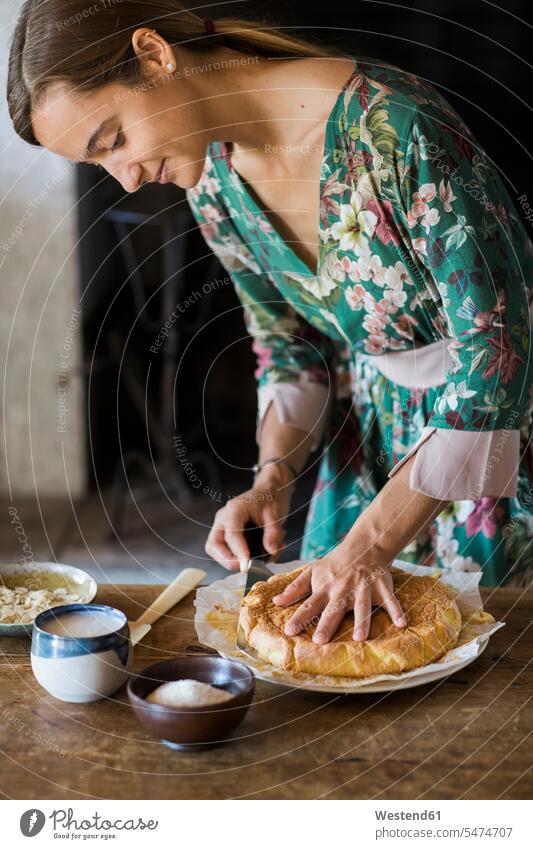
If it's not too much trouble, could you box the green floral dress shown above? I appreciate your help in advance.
[186,56,533,587]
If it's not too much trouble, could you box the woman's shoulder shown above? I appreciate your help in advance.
[341,54,465,144]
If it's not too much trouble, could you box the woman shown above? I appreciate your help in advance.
[9,3,533,645]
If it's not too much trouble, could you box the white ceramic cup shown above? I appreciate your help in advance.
[31,603,133,703]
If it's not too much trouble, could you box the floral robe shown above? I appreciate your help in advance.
[186,56,533,587]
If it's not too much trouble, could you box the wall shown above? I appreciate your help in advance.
[0,0,86,497]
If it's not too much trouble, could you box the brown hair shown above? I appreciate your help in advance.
[7,1,342,147]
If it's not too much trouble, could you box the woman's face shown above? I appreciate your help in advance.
[31,31,212,191]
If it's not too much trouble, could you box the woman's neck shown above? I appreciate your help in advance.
[196,48,353,156]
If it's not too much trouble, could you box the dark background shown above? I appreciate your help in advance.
[76,0,533,548]
[208,0,532,200]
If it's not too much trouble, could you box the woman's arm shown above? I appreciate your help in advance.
[186,165,335,570]
[342,449,449,569]
[205,401,314,569]
[207,398,450,646]
[273,452,450,643]
[385,102,532,503]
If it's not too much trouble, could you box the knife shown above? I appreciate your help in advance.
[236,523,275,657]
[240,523,275,594]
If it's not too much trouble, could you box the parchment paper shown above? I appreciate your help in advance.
[194,559,505,692]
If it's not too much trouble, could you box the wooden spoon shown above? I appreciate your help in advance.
[129,567,206,646]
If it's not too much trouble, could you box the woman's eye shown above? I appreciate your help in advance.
[111,131,124,151]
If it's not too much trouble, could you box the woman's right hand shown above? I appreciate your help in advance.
[205,467,294,570]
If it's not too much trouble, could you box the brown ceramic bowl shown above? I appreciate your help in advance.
[127,655,255,750]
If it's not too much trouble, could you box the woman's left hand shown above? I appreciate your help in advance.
[271,452,448,645]
[272,543,407,644]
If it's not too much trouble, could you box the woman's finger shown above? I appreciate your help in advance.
[205,524,240,571]
[223,504,254,564]
[283,592,325,637]
[272,567,312,606]
[352,586,373,641]
[312,597,350,645]
[262,504,285,557]
[377,581,407,628]
[224,526,252,564]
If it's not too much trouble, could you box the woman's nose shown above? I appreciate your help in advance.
[110,159,144,193]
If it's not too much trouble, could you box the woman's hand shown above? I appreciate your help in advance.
[271,450,448,645]
[272,543,407,644]
[205,466,294,571]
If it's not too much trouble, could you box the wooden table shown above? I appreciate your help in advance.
[1,583,532,800]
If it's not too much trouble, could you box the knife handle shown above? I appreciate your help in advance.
[243,522,269,561]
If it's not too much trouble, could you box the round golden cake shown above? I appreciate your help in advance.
[238,565,462,678]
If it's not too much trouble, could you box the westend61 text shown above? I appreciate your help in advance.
[375,809,441,820]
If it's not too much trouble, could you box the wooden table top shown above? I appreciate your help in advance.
[1,583,532,800]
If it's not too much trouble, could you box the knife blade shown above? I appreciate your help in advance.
[236,523,275,656]
[240,523,275,595]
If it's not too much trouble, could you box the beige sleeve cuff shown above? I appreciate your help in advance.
[256,383,332,452]
[387,426,519,500]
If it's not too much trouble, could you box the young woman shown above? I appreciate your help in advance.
[8,3,533,645]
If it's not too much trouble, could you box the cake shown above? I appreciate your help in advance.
[238,565,462,677]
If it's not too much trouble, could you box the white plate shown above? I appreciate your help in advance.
[219,634,491,694]
[0,562,98,637]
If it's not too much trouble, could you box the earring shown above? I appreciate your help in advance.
[166,62,174,71]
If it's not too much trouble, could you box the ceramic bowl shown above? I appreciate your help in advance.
[31,603,132,703]
[127,655,255,750]
[0,561,97,637]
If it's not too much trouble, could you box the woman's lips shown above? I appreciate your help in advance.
[157,158,169,184]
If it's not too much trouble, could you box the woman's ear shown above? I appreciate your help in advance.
[130,28,176,80]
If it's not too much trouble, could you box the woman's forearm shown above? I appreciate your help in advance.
[339,452,450,565]
[271,449,449,642]
[254,400,315,488]
[257,401,449,562]
[256,402,449,560]
[205,400,317,567]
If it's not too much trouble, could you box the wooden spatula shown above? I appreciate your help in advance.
[129,567,206,646]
